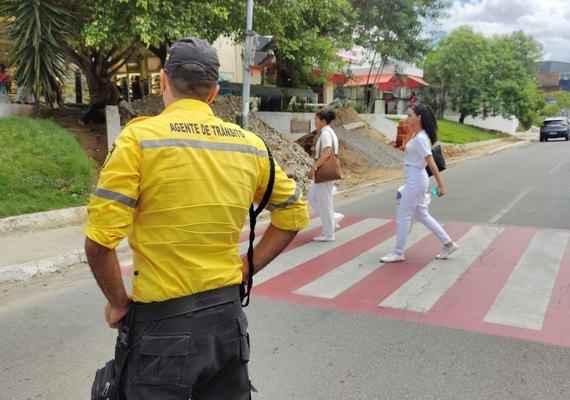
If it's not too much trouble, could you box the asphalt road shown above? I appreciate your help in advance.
[339,140,570,230]
[1,140,569,400]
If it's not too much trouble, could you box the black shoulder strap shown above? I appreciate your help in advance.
[241,141,275,307]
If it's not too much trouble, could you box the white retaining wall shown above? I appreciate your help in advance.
[0,104,34,118]
[444,113,519,134]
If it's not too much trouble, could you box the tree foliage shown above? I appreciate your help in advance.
[545,90,570,114]
[423,27,543,129]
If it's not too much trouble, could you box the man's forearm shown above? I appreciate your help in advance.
[242,224,299,279]
[84,237,129,308]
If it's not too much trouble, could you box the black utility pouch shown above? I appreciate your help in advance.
[91,359,118,400]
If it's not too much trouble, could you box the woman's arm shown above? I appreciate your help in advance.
[425,154,446,197]
[308,146,332,180]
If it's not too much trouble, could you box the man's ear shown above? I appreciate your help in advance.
[206,85,219,104]
[160,69,168,92]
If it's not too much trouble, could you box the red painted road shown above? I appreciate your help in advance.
[121,215,570,347]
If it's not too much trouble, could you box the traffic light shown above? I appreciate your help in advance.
[254,35,277,66]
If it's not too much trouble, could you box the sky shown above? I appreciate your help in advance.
[440,0,570,63]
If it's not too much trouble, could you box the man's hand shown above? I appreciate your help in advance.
[105,300,131,329]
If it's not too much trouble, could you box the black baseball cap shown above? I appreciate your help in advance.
[164,36,220,81]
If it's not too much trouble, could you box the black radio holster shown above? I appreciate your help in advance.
[91,308,134,400]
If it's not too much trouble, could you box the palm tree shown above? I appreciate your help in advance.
[0,0,71,116]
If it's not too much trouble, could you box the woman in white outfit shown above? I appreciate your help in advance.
[307,109,344,242]
[381,104,458,262]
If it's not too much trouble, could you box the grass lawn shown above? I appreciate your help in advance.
[0,116,94,218]
[386,117,507,144]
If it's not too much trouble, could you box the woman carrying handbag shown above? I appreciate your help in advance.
[307,109,344,242]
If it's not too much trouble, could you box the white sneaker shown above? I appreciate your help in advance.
[313,235,335,242]
[380,252,405,263]
[436,242,459,259]
[334,213,344,229]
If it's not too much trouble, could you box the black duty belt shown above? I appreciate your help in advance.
[132,285,240,322]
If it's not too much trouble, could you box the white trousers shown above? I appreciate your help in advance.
[394,166,451,255]
[307,180,336,237]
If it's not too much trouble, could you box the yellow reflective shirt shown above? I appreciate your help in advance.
[84,99,309,302]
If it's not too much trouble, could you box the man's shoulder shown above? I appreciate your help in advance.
[125,116,153,127]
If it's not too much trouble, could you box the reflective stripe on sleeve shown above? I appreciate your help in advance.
[93,188,138,208]
[267,185,302,211]
[140,138,268,157]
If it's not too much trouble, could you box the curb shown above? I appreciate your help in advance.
[0,206,86,235]
[0,249,87,283]
[1,240,131,284]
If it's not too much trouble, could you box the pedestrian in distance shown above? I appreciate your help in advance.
[307,109,344,242]
[130,75,143,100]
[408,91,419,106]
[78,72,120,125]
[380,104,458,263]
[84,36,309,399]
[0,63,11,103]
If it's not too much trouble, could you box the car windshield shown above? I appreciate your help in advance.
[544,119,567,126]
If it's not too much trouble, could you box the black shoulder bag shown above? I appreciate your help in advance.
[426,144,446,177]
[241,142,275,307]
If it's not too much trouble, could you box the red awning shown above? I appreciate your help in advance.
[407,75,429,87]
[344,74,393,87]
[344,74,429,90]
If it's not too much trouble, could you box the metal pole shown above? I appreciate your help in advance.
[241,0,254,129]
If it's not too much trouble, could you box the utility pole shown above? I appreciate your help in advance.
[241,0,254,130]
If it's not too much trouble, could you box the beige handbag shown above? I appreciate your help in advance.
[315,131,342,183]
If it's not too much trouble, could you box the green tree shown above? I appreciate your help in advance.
[22,0,243,104]
[0,0,71,116]
[423,27,543,128]
[481,32,543,128]
[547,90,570,111]
[247,0,355,88]
[423,26,488,122]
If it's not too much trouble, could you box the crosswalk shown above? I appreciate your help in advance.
[120,215,570,347]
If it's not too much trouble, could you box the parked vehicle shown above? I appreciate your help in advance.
[540,117,570,142]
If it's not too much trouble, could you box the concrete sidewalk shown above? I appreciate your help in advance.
[0,137,534,285]
[0,207,131,283]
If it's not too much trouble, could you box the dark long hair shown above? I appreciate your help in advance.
[316,109,336,125]
[412,104,438,145]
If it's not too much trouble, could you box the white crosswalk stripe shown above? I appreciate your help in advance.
[484,231,570,330]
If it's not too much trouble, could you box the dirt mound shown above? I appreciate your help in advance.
[332,107,362,126]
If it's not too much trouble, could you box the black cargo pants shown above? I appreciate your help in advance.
[116,291,251,399]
